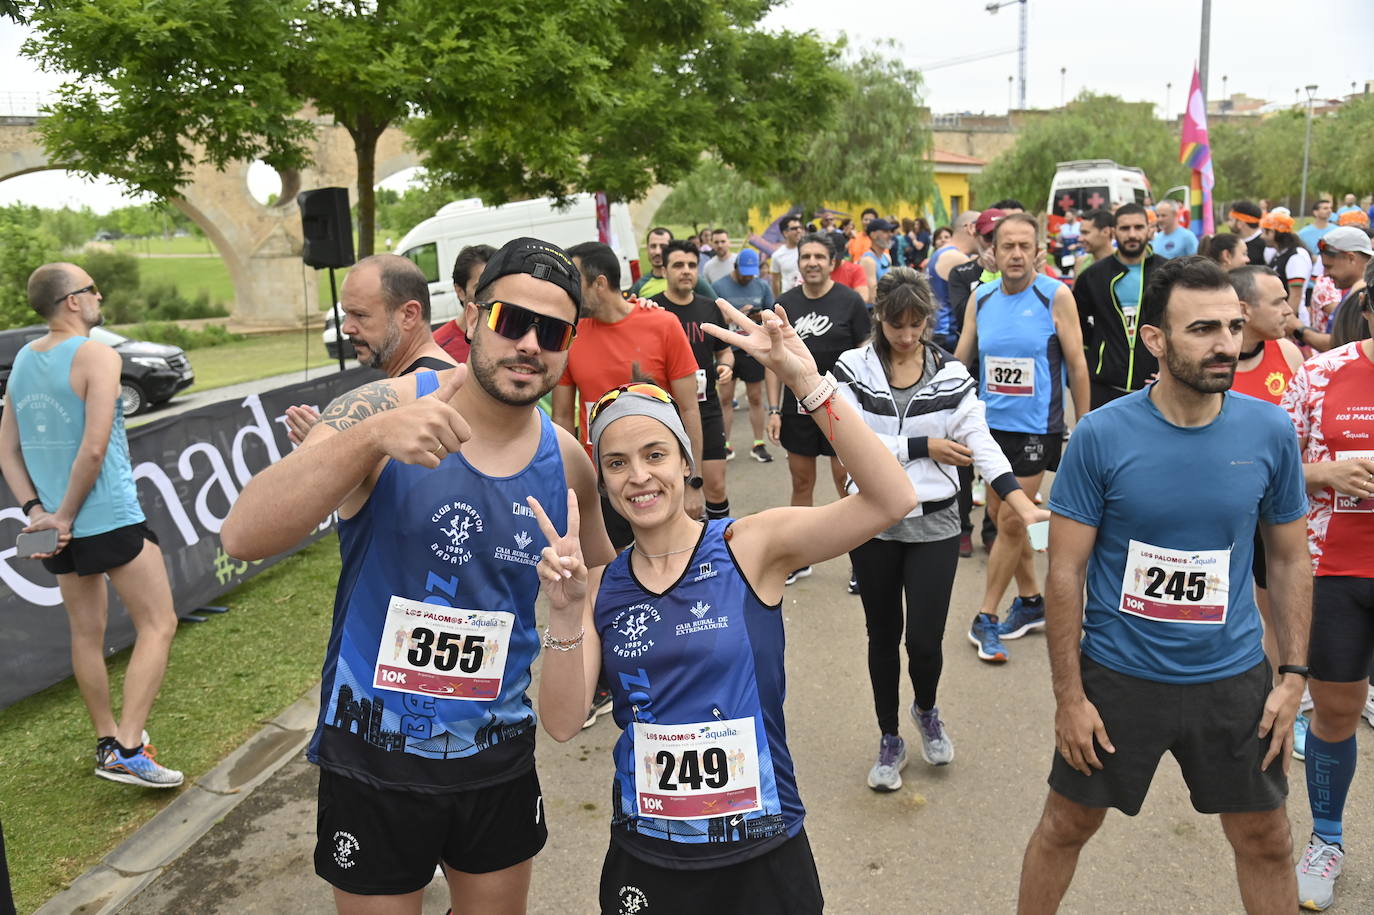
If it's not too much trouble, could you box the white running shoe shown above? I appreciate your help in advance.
[1297,836,1343,911]
[1362,685,1374,729]
[911,704,954,766]
[866,734,907,792]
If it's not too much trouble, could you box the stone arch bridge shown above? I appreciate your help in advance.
[1,114,673,327]
[0,113,421,327]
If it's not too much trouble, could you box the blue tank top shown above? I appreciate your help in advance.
[975,274,1066,435]
[596,519,802,870]
[927,244,962,338]
[861,249,891,282]
[308,371,568,792]
[10,337,143,537]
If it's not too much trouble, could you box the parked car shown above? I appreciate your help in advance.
[324,193,639,359]
[0,325,194,416]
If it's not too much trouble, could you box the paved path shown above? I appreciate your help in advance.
[90,412,1374,913]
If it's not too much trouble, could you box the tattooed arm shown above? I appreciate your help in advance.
[223,377,412,559]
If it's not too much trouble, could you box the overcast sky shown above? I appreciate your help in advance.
[2,0,1370,214]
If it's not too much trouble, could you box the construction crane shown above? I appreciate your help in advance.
[986,0,1028,110]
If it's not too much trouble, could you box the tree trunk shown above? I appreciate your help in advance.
[349,112,387,258]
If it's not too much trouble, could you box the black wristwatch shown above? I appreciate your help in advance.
[21,498,42,514]
[1292,326,1310,346]
[687,475,704,490]
[1278,664,1310,679]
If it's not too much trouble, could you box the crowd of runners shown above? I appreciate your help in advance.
[8,188,1373,913]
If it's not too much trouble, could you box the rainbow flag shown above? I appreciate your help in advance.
[1179,66,1215,235]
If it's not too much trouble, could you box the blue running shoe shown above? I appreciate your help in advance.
[968,613,1008,663]
[1294,713,1311,762]
[997,597,1046,640]
[96,743,183,788]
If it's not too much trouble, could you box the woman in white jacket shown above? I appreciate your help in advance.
[833,267,1047,792]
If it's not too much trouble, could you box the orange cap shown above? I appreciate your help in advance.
[1260,212,1295,233]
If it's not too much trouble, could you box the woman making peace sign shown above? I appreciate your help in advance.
[528,299,916,914]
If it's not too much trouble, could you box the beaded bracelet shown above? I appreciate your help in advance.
[542,626,585,652]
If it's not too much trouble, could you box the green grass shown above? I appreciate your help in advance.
[179,330,337,393]
[131,256,235,309]
[110,236,219,257]
[0,537,342,913]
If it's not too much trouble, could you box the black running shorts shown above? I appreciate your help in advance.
[699,403,727,462]
[1048,655,1286,816]
[599,829,823,915]
[41,522,158,577]
[314,766,547,895]
[989,428,1062,478]
[731,349,765,384]
[1308,576,1374,683]
[779,411,835,458]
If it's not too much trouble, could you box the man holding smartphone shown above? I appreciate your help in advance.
[0,262,183,788]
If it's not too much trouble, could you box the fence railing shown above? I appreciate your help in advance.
[0,92,54,117]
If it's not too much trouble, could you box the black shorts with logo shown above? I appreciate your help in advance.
[989,428,1062,477]
[779,411,835,459]
[314,766,547,895]
[41,521,157,577]
[599,828,823,915]
[1048,655,1286,816]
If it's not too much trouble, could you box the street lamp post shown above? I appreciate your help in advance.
[1300,84,1318,218]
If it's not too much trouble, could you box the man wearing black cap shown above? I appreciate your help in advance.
[860,219,897,304]
[223,237,615,914]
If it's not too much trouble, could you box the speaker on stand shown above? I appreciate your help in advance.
[297,187,356,372]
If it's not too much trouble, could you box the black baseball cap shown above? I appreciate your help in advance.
[867,218,898,233]
[473,237,582,311]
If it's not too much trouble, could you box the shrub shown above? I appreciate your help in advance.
[79,250,140,297]
[126,321,241,350]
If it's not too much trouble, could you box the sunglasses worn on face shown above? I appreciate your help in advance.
[588,383,676,426]
[478,300,576,352]
[54,283,98,306]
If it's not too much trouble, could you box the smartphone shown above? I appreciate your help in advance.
[16,528,59,558]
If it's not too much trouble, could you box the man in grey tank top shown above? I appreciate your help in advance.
[0,262,183,788]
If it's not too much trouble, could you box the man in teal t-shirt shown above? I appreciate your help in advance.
[2,261,183,789]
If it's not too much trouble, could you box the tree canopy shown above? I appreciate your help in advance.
[972,91,1374,215]
[21,0,843,257]
[658,48,936,227]
[971,93,1190,212]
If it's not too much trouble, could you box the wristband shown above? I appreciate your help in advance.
[542,626,585,652]
[21,498,42,514]
[799,373,838,413]
[1277,664,1310,679]
[767,406,782,416]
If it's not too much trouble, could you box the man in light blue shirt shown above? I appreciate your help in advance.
[1,262,183,788]
[713,247,775,462]
[1151,201,1198,260]
[1298,199,1335,255]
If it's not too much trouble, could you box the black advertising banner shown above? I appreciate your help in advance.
[0,366,381,709]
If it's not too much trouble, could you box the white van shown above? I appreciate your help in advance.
[324,194,637,356]
[1046,160,1153,219]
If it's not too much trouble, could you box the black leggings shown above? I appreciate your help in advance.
[850,535,961,736]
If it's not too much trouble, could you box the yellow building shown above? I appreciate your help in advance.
[748,149,986,233]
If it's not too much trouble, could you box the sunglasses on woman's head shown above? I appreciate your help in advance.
[477,300,577,352]
[588,383,676,425]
